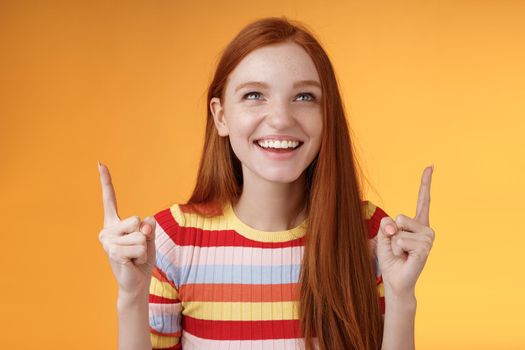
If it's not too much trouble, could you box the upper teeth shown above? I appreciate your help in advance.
[257,140,300,149]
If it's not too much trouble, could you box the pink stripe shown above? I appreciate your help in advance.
[149,302,182,318]
[156,224,304,268]
[166,244,303,269]
[182,330,319,350]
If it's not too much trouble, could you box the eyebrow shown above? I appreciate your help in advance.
[234,80,322,93]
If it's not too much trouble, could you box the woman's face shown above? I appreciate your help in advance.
[210,41,323,184]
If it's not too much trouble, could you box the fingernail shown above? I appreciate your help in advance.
[385,224,395,235]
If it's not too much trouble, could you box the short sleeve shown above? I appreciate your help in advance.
[148,213,183,349]
[363,200,391,316]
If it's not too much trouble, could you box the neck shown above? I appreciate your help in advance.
[233,169,307,232]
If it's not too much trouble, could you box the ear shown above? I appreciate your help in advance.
[210,97,229,137]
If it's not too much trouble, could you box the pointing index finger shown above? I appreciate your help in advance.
[98,161,120,227]
[415,164,433,226]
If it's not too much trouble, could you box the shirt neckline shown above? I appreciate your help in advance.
[223,201,307,242]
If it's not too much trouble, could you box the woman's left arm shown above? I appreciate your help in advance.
[376,165,436,350]
[381,289,417,350]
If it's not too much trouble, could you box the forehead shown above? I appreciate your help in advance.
[226,42,320,90]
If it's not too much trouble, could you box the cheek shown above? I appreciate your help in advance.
[228,110,262,137]
[301,111,323,139]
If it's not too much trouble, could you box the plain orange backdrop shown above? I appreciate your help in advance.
[1,0,524,348]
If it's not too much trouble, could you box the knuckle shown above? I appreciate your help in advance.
[108,245,121,261]
[422,236,433,246]
[108,248,117,261]
[429,228,436,241]
[415,249,428,260]
[129,215,141,227]
[121,215,137,226]
[129,231,144,243]
[137,245,147,255]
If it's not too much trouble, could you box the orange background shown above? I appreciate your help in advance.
[1,0,524,348]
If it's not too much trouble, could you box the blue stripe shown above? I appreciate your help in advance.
[156,250,182,289]
[180,263,301,285]
[149,314,182,334]
[156,250,301,285]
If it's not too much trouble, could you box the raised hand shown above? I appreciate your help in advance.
[376,165,436,297]
[97,161,156,296]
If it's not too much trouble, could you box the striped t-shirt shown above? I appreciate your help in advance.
[148,200,389,349]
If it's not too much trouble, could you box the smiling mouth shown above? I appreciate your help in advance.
[253,140,304,152]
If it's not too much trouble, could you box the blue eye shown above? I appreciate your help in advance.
[242,91,317,101]
[296,92,316,101]
[244,91,262,100]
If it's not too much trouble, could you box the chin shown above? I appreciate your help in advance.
[258,169,304,184]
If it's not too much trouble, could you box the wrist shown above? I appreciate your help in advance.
[117,288,149,310]
[385,292,417,312]
[383,285,416,306]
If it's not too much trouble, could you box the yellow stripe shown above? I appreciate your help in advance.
[377,280,384,298]
[170,203,227,230]
[181,300,300,321]
[173,201,375,228]
[150,332,180,348]
[169,203,186,226]
[150,276,179,300]
[362,200,377,220]
[170,202,307,242]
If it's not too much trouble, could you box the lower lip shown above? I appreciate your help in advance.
[254,142,302,160]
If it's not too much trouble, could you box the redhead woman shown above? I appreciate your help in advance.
[98,16,435,350]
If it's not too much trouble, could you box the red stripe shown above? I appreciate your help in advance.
[154,208,305,248]
[182,315,302,340]
[150,327,182,338]
[376,274,383,285]
[152,345,182,350]
[367,204,390,239]
[152,265,174,284]
[149,294,180,304]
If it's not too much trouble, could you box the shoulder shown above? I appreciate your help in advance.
[361,200,391,239]
[152,202,186,228]
[151,200,227,235]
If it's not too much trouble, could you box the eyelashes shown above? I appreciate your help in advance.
[242,91,317,102]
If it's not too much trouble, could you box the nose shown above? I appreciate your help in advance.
[265,98,295,129]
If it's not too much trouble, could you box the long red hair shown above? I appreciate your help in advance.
[186,16,383,350]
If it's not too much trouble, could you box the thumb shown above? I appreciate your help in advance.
[140,216,157,267]
[378,216,398,253]
[140,216,156,241]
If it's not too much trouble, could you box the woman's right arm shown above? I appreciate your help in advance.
[97,161,155,350]
[117,290,152,350]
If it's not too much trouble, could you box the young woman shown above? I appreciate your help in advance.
[98,16,435,350]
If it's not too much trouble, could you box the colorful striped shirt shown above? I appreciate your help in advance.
[148,200,389,349]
